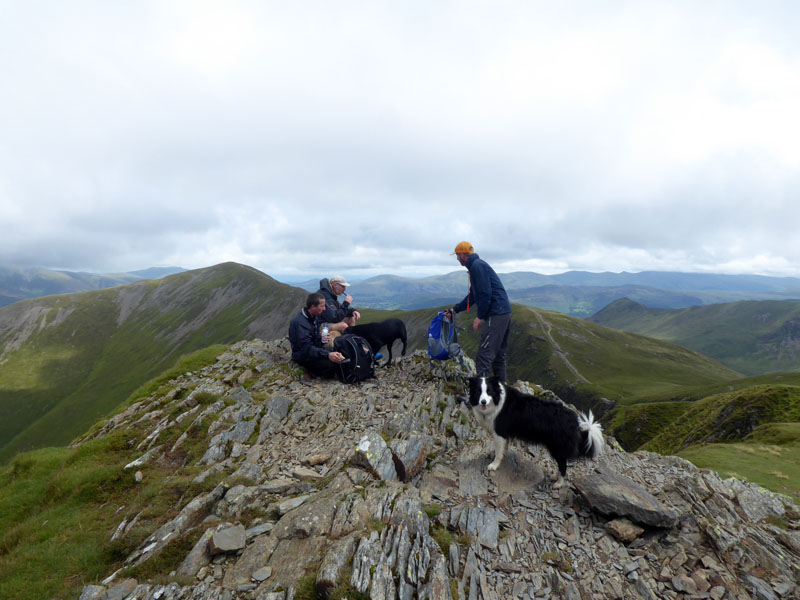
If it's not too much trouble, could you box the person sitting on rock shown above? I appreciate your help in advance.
[288,293,347,378]
[316,275,361,340]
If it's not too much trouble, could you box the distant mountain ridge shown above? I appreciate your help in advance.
[590,297,800,375]
[0,265,186,307]
[300,270,800,316]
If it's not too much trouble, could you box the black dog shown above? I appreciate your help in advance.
[460,376,604,487]
[346,318,407,366]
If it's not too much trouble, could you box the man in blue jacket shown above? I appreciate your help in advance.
[447,241,512,382]
[288,293,347,378]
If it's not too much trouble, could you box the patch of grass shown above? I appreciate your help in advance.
[122,529,202,581]
[123,343,228,405]
[678,438,800,499]
[326,566,370,600]
[541,551,573,573]
[430,525,455,555]
[423,503,442,519]
[295,573,319,600]
[605,401,691,451]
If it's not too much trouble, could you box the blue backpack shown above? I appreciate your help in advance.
[427,311,462,361]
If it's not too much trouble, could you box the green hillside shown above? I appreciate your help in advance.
[634,385,800,497]
[0,263,305,463]
[590,298,800,375]
[641,385,800,454]
[422,305,740,414]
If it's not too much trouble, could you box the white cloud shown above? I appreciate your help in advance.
[1,1,800,279]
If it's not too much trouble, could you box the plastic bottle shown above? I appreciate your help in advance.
[321,323,330,345]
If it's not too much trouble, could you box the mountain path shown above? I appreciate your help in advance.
[531,309,591,384]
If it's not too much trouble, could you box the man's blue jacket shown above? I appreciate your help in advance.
[453,254,511,320]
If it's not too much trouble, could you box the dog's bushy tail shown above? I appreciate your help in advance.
[578,410,604,459]
[400,321,407,356]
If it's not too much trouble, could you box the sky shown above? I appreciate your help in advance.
[2,1,800,282]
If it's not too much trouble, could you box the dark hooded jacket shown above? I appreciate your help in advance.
[453,253,511,320]
[317,278,353,324]
[288,308,329,363]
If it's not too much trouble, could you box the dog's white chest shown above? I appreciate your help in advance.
[474,409,495,433]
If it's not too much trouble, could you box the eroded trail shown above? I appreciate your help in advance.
[531,308,591,384]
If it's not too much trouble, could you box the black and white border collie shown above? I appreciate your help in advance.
[460,376,605,488]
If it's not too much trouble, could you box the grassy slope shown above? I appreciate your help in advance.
[637,385,800,498]
[0,347,228,600]
[590,298,800,375]
[642,385,800,454]
[678,426,800,499]
[0,263,305,463]
[518,306,741,403]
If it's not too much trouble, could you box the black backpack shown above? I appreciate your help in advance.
[333,334,376,383]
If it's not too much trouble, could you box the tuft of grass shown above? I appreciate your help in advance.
[430,525,455,555]
[294,573,319,600]
[541,551,573,573]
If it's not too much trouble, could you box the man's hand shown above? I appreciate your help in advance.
[352,310,361,321]
[473,317,482,332]
[328,351,345,363]
[344,294,353,304]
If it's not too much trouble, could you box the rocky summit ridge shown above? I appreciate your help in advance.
[74,339,799,600]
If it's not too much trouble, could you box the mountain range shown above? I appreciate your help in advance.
[5,265,800,317]
[298,270,800,316]
[0,266,185,308]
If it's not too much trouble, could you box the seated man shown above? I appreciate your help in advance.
[288,293,347,378]
[316,275,361,335]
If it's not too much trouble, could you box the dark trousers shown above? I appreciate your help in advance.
[297,357,338,379]
[476,312,511,382]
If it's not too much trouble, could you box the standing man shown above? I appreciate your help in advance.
[289,293,347,378]
[448,241,512,382]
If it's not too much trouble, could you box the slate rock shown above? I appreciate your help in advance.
[573,466,680,528]
[175,528,214,578]
[77,585,106,600]
[352,432,398,481]
[389,433,429,482]
[209,525,246,555]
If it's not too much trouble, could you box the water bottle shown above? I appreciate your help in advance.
[321,323,330,345]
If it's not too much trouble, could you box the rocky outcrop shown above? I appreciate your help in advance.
[75,338,799,600]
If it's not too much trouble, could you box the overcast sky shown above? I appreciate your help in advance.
[2,1,799,281]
